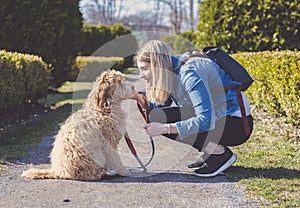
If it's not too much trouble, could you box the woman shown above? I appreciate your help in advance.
[133,40,253,177]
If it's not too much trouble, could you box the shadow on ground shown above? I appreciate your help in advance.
[226,166,300,181]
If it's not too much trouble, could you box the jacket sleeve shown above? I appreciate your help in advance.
[175,66,216,139]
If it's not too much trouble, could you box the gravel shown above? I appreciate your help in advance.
[0,72,261,208]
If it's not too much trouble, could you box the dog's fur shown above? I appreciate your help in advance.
[22,69,134,180]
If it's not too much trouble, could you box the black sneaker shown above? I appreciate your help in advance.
[193,147,236,177]
[188,152,210,168]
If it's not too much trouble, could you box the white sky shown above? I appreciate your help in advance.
[120,0,156,16]
[80,0,156,17]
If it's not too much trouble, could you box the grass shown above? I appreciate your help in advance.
[227,117,300,207]
[0,82,91,163]
[0,68,299,207]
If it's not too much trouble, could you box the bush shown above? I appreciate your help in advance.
[0,50,51,110]
[0,0,83,87]
[79,23,132,56]
[232,50,300,126]
[71,56,124,82]
[80,24,113,56]
[110,23,131,38]
[161,35,198,54]
[179,31,198,46]
[197,0,300,53]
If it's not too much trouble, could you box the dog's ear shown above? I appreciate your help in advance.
[94,84,107,108]
[94,69,124,109]
[95,84,117,108]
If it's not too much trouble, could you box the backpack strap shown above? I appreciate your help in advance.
[181,51,208,66]
[235,86,251,137]
[216,86,251,137]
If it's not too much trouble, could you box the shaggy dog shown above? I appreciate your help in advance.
[22,69,135,180]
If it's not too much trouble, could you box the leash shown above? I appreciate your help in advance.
[124,94,155,172]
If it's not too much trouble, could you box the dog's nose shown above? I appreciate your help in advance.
[131,85,135,91]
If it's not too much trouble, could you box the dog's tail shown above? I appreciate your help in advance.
[21,168,59,179]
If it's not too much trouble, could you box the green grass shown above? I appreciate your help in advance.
[227,118,300,207]
[0,82,90,163]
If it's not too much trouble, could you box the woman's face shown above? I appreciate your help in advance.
[137,60,152,86]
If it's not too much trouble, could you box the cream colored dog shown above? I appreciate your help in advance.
[22,69,135,180]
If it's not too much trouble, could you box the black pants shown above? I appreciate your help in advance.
[149,106,253,152]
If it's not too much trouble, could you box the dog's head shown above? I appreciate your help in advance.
[94,69,135,108]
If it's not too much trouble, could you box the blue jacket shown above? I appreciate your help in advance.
[149,54,241,139]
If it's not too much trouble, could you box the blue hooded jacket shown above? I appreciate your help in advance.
[149,54,241,139]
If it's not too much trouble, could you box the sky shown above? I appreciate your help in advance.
[80,0,157,18]
[119,0,156,16]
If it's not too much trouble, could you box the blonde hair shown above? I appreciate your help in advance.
[135,40,174,104]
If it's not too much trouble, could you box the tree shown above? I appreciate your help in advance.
[80,0,123,24]
[197,0,300,52]
[0,0,83,87]
[155,0,185,34]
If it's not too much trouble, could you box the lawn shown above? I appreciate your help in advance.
[228,119,300,207]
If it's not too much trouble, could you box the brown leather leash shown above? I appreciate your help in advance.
[216,86,251,137]
[124,94,154,172]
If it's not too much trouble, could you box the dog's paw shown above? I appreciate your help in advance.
[105,170,117,176]
[119,167,131,176]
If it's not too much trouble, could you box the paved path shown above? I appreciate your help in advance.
[0,72,260,208]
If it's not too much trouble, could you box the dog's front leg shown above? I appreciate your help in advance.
[105,146,131,176]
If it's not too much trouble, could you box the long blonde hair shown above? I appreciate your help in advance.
[135,40,174,104]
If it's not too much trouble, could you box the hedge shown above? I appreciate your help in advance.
[197,0,300,53]
[0,0,83,88]
[232,50,300,126]
[79,24,132,56]
[161,35,198,54]
[0,50,51,110]
[71,56,124,82]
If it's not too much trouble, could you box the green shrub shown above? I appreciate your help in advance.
[232,50,300,126]
[71,56,124,82]
[161,35,198,54]
[80,23,132,56]
[0,0,83,88]
[179,31,198,46]
[110,23,131,38]
[0,50,51,109]
[80,24,113,56]
[197,0,300,53]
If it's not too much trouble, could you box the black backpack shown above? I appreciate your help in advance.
[183,46,254,91]
[182,46,253,136]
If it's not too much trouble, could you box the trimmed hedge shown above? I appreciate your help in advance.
[71,56,124,82]
[0,50,51,109]
[161,35,198,54]
[0,0,83,88]
[79,24,131,56]
[232,50,300,126]
[197,0,300,53]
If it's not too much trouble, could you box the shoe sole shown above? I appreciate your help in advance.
[193,153,237,177]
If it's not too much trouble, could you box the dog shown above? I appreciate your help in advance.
[22,69,135,180]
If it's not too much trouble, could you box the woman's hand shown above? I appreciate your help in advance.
[143,122,166,137]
